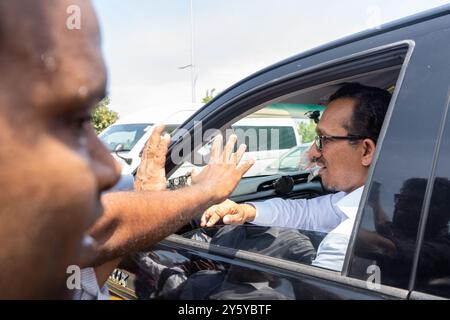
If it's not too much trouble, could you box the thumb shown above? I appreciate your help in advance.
[237,158,256,176]
[223,212,244,225]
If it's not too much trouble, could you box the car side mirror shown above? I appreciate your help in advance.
[114,143,125,153]
[114,144,132,165]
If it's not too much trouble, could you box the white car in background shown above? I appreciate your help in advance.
[168,116,304,179]
[260,142,313,176]
[231,117,302,176]
[99,106,201,175]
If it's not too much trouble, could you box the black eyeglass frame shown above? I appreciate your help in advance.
[314,135,369,151]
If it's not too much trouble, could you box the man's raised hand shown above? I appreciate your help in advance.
[191,134,255,204]
[134,124,170,192]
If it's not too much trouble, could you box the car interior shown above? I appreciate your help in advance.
[170,65,401,232]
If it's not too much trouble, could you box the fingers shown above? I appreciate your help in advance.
[222,134,237,162]
[200,206,221,227]
[222,213,245,225]
[201,202,245,227]
[142,124,165,160]
[149,124,166,149]
[156,133,170,164]
[150,124,166,146]
[209,134,246,164]
[232,144,247,164]
[206,211,222,227]
[209,134,223,163]
[200,207,212,227]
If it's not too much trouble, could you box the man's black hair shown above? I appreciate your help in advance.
[329,82,392,145]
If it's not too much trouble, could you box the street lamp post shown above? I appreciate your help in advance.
[189,0,196,103]
[179,0,196,103]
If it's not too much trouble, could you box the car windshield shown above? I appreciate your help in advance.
[99,123,152,152]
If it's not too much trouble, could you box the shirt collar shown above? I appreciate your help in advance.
[335,186,364,220]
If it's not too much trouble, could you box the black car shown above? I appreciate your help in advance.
[108,4,450,300]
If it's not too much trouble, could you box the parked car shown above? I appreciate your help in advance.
[108,5,450,300]
[260,142,314,175]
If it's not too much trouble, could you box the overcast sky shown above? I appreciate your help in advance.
[92,0,450,117]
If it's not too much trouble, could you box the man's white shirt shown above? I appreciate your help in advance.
[73,267,110,300]
[249,186,364,271]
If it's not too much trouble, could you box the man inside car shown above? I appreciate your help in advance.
[200,82,392,271]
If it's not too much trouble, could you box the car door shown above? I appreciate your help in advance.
[108,7,450,300]
[344,11,450,299]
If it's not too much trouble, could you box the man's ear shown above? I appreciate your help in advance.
[361,139,376,167]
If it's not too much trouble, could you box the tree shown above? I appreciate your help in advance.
[298,120,316,143]
[91,97,119,134]
[202,88,217,104]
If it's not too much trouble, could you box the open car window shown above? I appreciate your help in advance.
[161,43,410,281]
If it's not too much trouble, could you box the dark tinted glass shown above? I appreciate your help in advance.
[348,42,450,289]
[414,106,450,298]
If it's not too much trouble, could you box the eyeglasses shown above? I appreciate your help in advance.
[314,134,367,152]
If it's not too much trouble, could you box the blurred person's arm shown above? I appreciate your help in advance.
[89,130,254,267]
[93,125,170,285]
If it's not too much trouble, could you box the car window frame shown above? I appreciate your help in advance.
[342,40,415,275]
[408,89,450,298]
[161,234,408,299]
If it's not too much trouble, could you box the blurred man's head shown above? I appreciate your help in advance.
[0,0,120,298]
[309,83,391,193]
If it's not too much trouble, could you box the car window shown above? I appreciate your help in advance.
[168,103,323,179]
[413,107,450,298]
[167,81,397,274]
[347,52,450,291]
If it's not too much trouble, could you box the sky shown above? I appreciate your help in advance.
[92,0,450,118]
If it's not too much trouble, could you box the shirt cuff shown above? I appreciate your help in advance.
[246,201,276,226]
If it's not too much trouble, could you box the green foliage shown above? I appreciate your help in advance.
[298,120,316,143]
[91,97,119,134]
[202,88,217,104]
